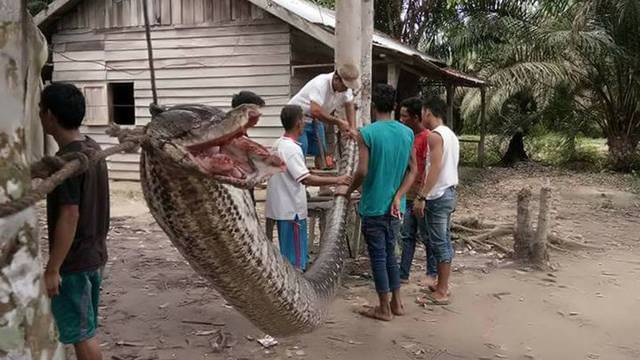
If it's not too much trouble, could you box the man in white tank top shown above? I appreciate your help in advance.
[413,96,459,305]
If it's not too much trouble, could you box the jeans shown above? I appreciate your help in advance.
[425,187,457,264]
[298,121,326,156]
[361,214,401,294]
[399,200,438,279]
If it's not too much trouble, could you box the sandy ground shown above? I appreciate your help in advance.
[41,165,640,360]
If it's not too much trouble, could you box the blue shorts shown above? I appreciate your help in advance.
[51,270,102,344]
[276,216,308,271]
[298,121,326,157]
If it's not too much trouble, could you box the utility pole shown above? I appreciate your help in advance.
[0,1,64,358]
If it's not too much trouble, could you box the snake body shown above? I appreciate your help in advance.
[139,104,356,336]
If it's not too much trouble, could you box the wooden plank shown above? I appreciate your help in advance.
[108,170,141,181]
[83,86,109,125]
[65,40,105,52]
[104,32,289,50]
[105,44,290,61]
[160,0,172,24]
[154,0,162,24]
[54,65,289,81]
[133,74,290,89]
[95,0,106,28]
[171,0,182,24]
[107,161,140,172]
[203,0,213,22]
[251,4,264,19]
[54,61,107,71]
[128,0,138,27]
[99,22,288,41]
[52,30,105,44]
[135,104,283,117]
[53,51,107,62]
[114,65,290,80]
[135,95,289,105]
[107,53,290,70]
[216,0,231,22]
[182,0,195,24]
[193,0,204,23]
[105,0,112,28]
[135,85,289,98]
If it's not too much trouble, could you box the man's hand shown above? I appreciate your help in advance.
[390,196,402,219]
[413,199,426,218]
[336,174,352,186]
[44,269,61,298]
[336,119,350,132]
[342,127,359,140]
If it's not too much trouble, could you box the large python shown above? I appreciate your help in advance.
[139,103,356,336]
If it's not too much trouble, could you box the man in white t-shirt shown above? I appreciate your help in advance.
[287,64,359,171]
[266,105,351,271]
[414,96,460,306]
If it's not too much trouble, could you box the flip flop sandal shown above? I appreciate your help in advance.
[416,294,450,306]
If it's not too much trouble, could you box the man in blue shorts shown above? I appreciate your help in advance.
[266,105,351,271]
[40,83,109,360]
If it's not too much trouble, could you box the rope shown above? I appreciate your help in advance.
[0,126,146,219]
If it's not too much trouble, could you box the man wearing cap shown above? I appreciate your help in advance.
[287,64,360,177]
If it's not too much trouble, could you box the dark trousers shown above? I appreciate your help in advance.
[361,214,401,294]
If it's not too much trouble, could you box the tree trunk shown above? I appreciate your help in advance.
[531,186,551,268]
[607,133,639,171]
[359,0,373,126]
[514,187,532,260]
[0,3,65,359]
[500,130,529,166]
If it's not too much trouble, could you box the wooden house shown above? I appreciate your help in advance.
[36,0,485,180]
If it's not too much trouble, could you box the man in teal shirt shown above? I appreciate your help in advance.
[339,84,417,321]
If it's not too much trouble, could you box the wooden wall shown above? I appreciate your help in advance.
[50,0,291,180]
[56,0,263,30]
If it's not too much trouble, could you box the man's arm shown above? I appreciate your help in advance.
[45,204,79,297]
[338,133,368,197]
[301,174,351,187]
[396,147,418,200]
[414,133,444,217]
[344,101,356,129]
[310,101,349,130]
[420,133,443,197]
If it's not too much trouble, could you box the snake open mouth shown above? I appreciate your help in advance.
[185,109,285,186]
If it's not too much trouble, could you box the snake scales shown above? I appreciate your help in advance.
[138,103,356,336]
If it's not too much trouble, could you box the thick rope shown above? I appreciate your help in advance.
[0,125,145,218]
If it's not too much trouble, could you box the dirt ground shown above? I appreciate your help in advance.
[41,165,640,360]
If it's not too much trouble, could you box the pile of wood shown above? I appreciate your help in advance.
[453,185,603,269]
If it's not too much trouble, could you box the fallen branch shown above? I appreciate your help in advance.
[466,225,513,243]
[548,234,604,251]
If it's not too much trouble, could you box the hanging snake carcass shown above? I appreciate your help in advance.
[138,103,356,336]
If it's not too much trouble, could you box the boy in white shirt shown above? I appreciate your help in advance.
[266,105,351,271]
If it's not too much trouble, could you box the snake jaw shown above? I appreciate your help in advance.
[147,103,284,188]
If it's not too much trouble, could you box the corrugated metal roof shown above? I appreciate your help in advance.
[261,0,445,66]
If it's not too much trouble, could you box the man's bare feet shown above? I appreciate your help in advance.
[357,305,393,321]
[390,298,405,316]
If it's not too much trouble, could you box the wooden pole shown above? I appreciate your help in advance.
[0,3,64,358]
[359,0,373,126]
[531,185,551,267]
[142,0,158,105]
[514,187,532,259]
[446,84,455,130]
[335,0,361,71]
[387,63,400,88]
[479,86,487,167]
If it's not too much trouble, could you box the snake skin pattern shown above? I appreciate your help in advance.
[139,104,357,336]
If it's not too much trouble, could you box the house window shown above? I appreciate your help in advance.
[108,83,135,125]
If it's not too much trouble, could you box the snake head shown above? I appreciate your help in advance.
[145,103,285,188]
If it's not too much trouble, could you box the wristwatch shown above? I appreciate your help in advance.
[416,194,427,201]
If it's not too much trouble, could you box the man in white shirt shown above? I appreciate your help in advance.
[414,96,460,305]
[287,64,359,172]
[266,105,351,271]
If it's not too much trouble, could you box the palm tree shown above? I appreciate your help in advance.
[432,0,639,170]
